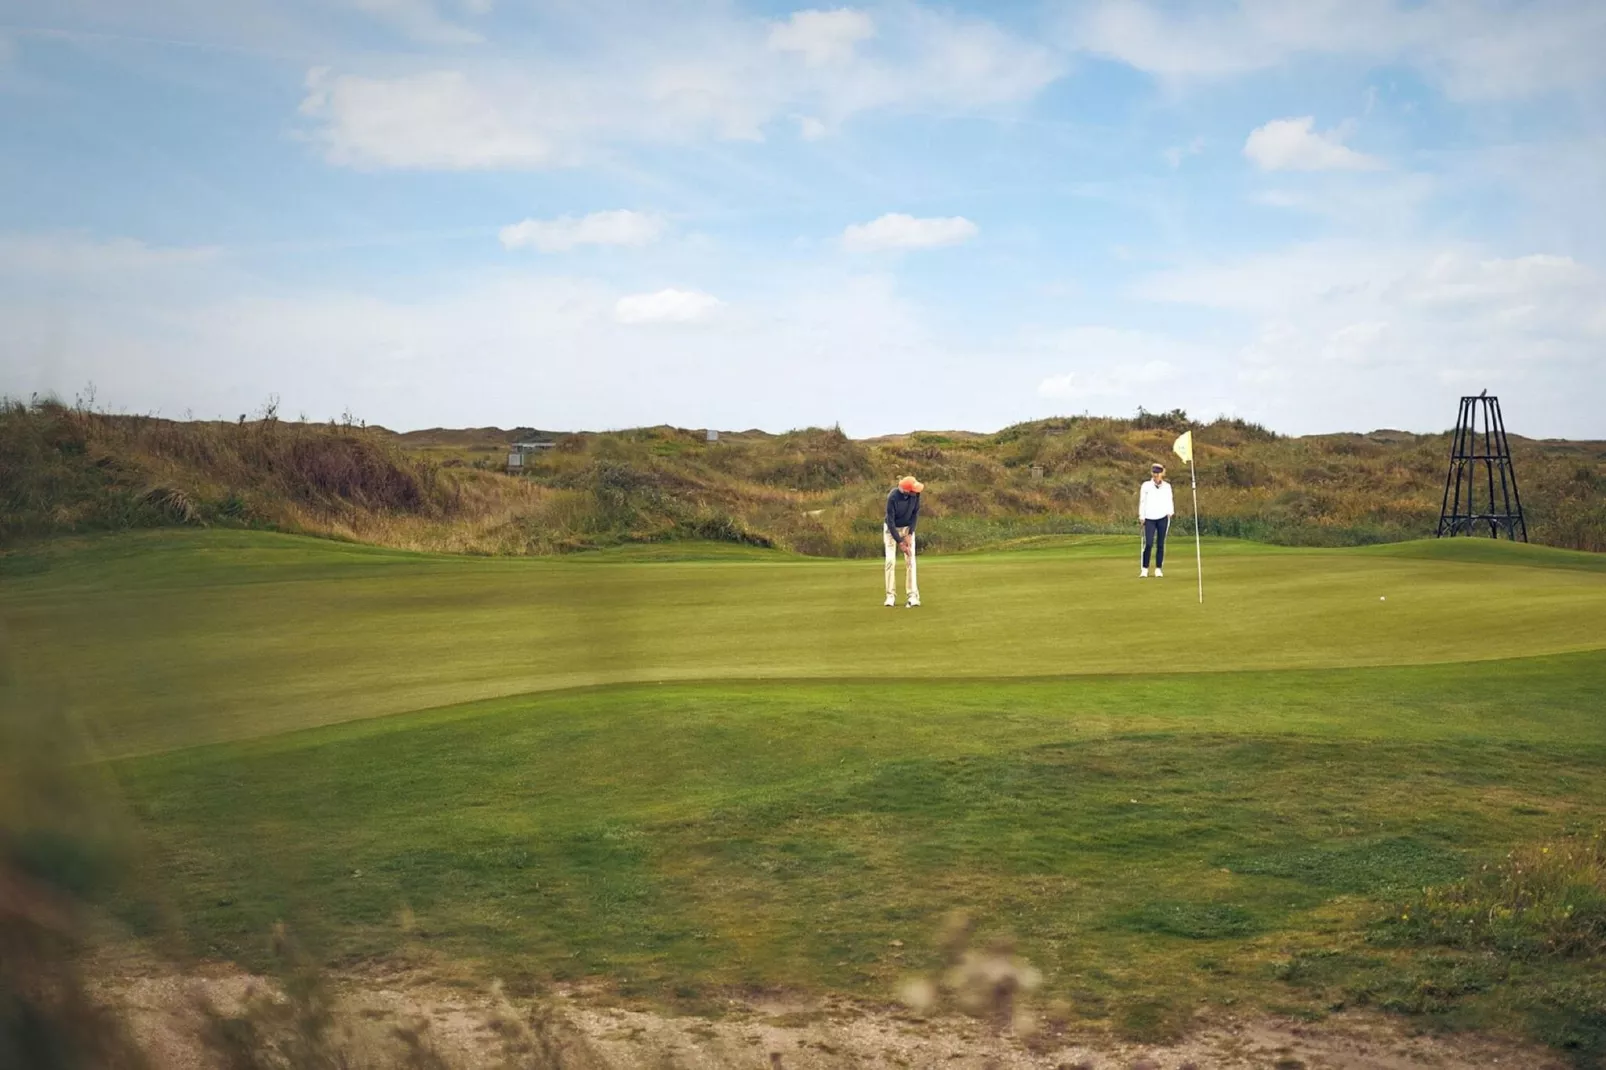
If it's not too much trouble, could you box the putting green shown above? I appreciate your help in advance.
[4,530,1605,756]
[7,530,1606,1052]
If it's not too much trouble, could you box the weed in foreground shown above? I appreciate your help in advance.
[897,911,1043,1042]
[1364,830,1606,1066]
[1377,830,1606,959]
[0,678,151,1070]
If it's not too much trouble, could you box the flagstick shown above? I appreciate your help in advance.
[1190,459,1203,604]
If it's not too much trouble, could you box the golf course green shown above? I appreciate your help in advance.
[5,530,1606,1053]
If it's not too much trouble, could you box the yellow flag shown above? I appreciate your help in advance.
[1172,430,1194,465]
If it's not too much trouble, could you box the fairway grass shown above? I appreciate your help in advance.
[112,661,1606,1054]
[5,530,1606,1060]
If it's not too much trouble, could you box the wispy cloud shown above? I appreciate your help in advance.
[1137,241,1606,389]
[348,0,482,45]
[1066,0,1606,100]
[295,5,1062,170]
[766,8,875,66]
[0,232,222,284]
[500,210,665,252]
[842,213,977,252]
[1162,136,1204,168]
[614,288,722,324]
[1033,327,1205,401]
[300,68,555,169]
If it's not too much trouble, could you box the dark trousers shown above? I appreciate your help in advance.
[1142,517,1170,568]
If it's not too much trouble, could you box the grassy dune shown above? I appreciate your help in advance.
[5,532,1606,1059]
[6,400,1604,556]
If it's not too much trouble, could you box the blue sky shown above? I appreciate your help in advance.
[2,0,1603,436]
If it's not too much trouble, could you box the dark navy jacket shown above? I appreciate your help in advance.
[885,488,920,540]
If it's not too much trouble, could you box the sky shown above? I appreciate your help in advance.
[1,0,1603,438]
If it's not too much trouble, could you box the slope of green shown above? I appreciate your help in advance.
[6,530,1606,757]
[113,658,1606,1056]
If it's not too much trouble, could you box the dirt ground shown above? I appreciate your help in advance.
[94,958,1566,1070]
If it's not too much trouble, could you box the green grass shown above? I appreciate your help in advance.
[109,663,1606,1047]
[6,529,1605,756]
[5,529,1606,1060]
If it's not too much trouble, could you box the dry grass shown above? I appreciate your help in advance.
[5,401,1603,555]
[0,401,546,554]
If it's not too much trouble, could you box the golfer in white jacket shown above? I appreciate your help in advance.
[1138,463,1174,578]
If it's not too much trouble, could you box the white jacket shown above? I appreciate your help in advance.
[1139,479,1174,521]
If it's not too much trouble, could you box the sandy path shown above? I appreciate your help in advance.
[95,960,1563,1070]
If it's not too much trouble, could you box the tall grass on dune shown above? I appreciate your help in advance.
[4,399,1603,556]
[0,400,548,553]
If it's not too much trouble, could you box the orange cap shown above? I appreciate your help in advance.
[898,476,925,493]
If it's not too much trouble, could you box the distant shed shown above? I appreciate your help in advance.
[507,437,555,474]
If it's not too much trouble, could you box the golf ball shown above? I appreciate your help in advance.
[1380,596,1386,601]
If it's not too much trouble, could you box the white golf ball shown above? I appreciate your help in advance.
[1379,596,1386,601]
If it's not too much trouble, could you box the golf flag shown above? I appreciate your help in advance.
[1179,430,1203,603]
[1173,430,1193,466]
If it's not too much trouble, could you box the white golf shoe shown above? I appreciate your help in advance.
[884,595,896,607]
[1155,568,1164,578]
[906,597,921,608]
[1138,567,1148,578]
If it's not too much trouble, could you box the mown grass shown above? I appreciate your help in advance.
[6,531,1606,1061]
[6,530,1606,756]
[108,660,1606,1057]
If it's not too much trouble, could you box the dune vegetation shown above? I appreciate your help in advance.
[4,398,1603,556]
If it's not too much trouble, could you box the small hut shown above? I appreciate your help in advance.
[507,436,555,474]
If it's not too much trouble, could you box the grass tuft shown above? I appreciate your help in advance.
[1378,830,1606,959]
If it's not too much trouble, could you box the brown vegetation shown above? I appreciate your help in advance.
[0,401,546,554]
[3,400,1602,555]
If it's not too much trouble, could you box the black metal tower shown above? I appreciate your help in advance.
[1436,392,1527,541]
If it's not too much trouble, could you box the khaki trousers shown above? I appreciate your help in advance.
[884,526,919,601]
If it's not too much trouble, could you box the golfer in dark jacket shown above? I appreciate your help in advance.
[884,475,923,607]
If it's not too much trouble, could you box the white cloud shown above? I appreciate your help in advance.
[767,8,875,66]
[300,69,554,169]
[1249,171,1436,235]
[1244,117,1382,172]
[1072,1,1290,78]
[0,240,974,434]
[500,210,665,253]
[297,6,1061,170]
[348,0,481,45]
[1032,327,1201,401]
[1321,320,1391,363]
[1405,252,1592,307]
[1066,0,1606,101]
[1137,241,1606,410]
[1110,241,1606,429]
[1038,361,1175,400]
[613,288,722,325]
[7,230,1606,438]
[842,213,977,252]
